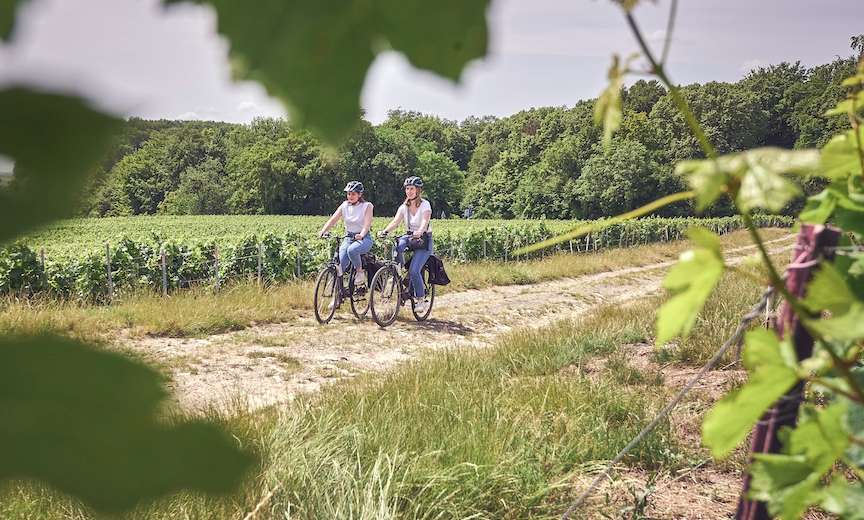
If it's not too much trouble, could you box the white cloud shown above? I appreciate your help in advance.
[175,111,199,120]
[236,100,257,112]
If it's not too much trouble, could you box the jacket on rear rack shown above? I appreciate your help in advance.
[425,255,450,286]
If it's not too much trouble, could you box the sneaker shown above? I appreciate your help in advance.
[326,298,337,311]
[354,269,367,287]
[414,299,429,314]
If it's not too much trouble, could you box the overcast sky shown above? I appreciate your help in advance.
[0,0,861,125]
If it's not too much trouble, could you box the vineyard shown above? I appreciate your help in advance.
[0,215,792,302]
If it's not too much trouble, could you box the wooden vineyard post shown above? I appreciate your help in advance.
[105,242,113,302]
[40,247,46,285]
[214,246,221,291]
[736,224,840,520]
[160,246,168,297]
[257,242,264,287]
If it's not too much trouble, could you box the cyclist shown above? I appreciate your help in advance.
[379,176,433,314]
[318,181,374,289]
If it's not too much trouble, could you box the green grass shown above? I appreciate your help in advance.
[0,305,679,519]
[0,232,780,518]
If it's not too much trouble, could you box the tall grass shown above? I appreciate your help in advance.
[0,301,681,519]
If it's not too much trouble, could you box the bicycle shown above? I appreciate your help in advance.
[313,233,371,324]
[369,233,435,327]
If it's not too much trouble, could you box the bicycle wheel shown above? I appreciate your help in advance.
[313,266,338,324]
[370,265,401,327]
[349,274,370,320]
[410,265,435,322]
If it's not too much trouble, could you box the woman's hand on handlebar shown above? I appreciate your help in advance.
[377,230,390,238]
[319,231,331,239]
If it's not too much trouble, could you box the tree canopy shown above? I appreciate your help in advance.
[72,54,859,220]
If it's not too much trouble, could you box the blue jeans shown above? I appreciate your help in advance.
[339,234,373,274]
[396,234,433,298]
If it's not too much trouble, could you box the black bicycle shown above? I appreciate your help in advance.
[313,233,371,324]
[369,234,435,327]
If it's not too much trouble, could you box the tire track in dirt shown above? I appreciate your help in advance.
[123,235,796,411]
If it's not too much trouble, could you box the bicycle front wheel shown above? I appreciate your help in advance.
[370,265,401,327]
[313,266,338,324]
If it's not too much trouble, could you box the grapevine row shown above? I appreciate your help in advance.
[0,215,792,302]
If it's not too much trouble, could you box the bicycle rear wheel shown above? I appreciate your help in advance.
[370,265,401,327]
[410,265,435,322]
[313,266,338,324]
[349,275,370,320]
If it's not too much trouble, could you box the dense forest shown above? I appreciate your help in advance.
[26,54,856,219]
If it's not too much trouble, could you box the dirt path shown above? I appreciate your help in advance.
[123,235,796,411]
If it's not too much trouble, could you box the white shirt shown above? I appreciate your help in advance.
[340,201,372,234]
[396,199,433,233]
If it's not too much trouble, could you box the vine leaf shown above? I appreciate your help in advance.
[803,262,855,315]
[825,91,864,117]
[822,479,864,520]
[655,227,724,345]
[168,0,490,142]
[804,303,864,342]
[676,147,818,212]
[799,189,838,224]
[0,89,122,244]
[0,334,255,512]
[702,329,799,458]
[749,403,849,520]
[803,262,864,341]
[821,128,864,180]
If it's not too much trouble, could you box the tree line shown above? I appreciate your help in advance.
[31,53,857,220]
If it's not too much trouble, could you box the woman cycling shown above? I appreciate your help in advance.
[318,181,374,288]
[379,176,433,314]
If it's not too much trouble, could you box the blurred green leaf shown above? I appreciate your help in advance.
[825,91,864,117]
[821,128,864,180]
[0,334,255,512]
[702,329,799,457]
[676,148,817,212]
[170,0,490,142]
[594,54,626,148]
[822,479,864,520]
[799,189,837,224]
[804,302,864,342]
[843,385,864,468]
[675,159,729,211]
[0,0,25,40]
[750,403,849,519]
[0,89,122,244]
[841,74,864,87]
[749,454,820,520]
[804,262,855,315]
[656,227,724,345]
